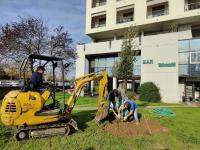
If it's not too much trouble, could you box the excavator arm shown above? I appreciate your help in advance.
[65,70,108,122]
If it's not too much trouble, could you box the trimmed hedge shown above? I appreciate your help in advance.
[138,82,161,102]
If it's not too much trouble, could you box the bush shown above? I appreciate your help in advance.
[127,90,136,99]
[138,82,161,102]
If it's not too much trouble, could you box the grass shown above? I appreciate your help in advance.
[1,91,182,108]
[0,107,200,150]
[45,92,98,107]
[49,92,182,108]
[0,92,199,149]
[134,100,182,107]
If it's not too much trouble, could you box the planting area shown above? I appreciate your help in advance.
[102,118,169,137]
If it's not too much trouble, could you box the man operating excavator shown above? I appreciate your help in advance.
[30,66,46,91]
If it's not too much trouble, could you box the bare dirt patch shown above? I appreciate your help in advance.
[102,118,169,137]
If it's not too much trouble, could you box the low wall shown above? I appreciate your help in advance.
[0,86,20,99]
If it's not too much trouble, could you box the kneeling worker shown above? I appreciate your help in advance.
[119,96,139,125]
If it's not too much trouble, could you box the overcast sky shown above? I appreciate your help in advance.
[0,0,90,44]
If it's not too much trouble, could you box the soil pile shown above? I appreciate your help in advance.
[102,118,169,137]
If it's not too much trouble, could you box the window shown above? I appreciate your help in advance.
[190,51,200,64]
[179,65,189,76]
[179,39,200,76]
[190,39,200,51]
[91,14,106,28]
[152,5,165,16]
[185,0,200,11]
[190,64,200,76]
[179,53,190,64]
[89,56,141,76]
[97,58,106,67]
[147,2,169,18]
[178,40,190,52]
[134,66,141,76]
[192,28,200,38]
[106,58,115,67]
[92,0,107,8]
[98,18,106,26]
[116,6,134,24]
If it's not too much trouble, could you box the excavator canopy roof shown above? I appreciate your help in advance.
[29,54,63,61]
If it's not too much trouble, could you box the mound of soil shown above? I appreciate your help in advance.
[102,118,169,137]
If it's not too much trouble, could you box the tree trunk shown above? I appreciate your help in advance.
[132,79,135,92]
[124,79,127,94]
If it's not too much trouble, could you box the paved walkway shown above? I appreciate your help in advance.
[74,105,199,111]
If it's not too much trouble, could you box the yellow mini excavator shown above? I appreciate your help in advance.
[0,54,108,140]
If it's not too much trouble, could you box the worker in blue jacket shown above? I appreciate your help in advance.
[118,96,139,125]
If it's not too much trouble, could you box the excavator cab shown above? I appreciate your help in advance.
[19,54,66,109]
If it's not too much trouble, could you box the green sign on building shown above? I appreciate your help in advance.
[143,59,153,64]
[158,62,176,67]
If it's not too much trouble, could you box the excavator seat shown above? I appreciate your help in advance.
[35,109,61,116]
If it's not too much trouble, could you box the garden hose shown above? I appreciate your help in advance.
[152,108,176,117]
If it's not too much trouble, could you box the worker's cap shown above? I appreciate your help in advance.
[37,66,46,71]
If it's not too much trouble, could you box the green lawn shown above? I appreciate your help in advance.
[0,107,200,150]
[50,92,182,108]
[46,92,99,107]
[1,92,182,108]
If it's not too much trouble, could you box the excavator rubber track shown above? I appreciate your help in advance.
[15,119,77,140]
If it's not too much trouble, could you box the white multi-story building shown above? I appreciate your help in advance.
[76,0,200,103]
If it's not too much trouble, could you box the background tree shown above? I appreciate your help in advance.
[4,65,19,80]
[0,17,48,72]
[49,26,77,75]
[0,66,8,79]
[0,17,76,76]
[112,26,138,93]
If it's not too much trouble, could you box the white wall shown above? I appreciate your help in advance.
[75,45,87,78]
[141,32,180,103]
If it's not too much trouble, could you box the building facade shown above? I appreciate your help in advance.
[76,0,200,103]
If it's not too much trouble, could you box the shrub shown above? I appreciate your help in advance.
[127,90,136,99]
[138,82,161,102]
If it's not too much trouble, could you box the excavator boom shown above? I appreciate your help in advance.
[65,70,108,122]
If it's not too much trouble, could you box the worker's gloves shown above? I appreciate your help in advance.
[123,116,128,121]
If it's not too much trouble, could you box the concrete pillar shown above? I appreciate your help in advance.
[113,77,117,90]
[114,34,117,40]
[141,31,144,37]
[91,80,94,96]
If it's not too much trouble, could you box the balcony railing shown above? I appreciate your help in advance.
[92,1,106,8]
[185,2,200,11]
[91,22,106,28]
[147,9,168,18]
[117,16,134,24]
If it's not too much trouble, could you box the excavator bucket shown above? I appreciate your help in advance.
[95,97,108,122]
[95,70,109,122]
